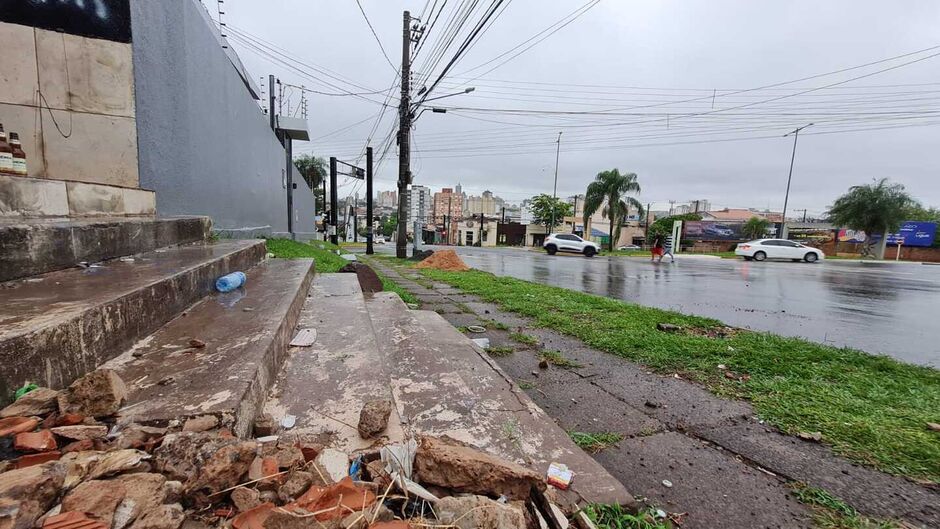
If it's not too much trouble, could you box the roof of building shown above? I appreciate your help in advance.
[703,208,782,222]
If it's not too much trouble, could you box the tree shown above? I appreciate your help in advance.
[742,216,772,240]
[648,213,701,240]
[583,169,643,252]
[827,178,918,259]
[294,154,327,211]
[528,194,573,231]
[380,212,398,237]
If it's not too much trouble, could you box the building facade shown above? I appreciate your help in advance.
[407,185,432,234]
[432,188,463,245]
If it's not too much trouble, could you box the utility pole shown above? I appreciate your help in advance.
[366,147,374,254]
[549,132,562,233]
[268,75,276,132]
[395,10,413,258]
[321,177,327,240]
[780,123,813,238]
[329,157,338,245]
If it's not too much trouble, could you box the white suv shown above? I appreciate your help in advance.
[543,233,600,257]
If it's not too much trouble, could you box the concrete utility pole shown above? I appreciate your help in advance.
[779,123,813,238]
[550,131,562,233]
[329,157,338,245]
[395,11,412,259]
[366,147,374,255]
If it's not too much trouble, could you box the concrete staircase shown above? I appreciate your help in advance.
[264,273,634,509]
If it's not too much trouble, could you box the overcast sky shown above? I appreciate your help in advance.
[223,0,940,216]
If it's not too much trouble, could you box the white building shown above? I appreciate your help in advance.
[407,185,432,233]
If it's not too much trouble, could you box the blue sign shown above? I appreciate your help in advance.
[886,221,937,247]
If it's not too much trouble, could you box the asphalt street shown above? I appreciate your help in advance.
[377,244,940,367]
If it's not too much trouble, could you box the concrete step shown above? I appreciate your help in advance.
[0,216,212,282]
[263,274,405,451]
[0,239,267,400]
[365,292,634,509]
[107,258,315,437]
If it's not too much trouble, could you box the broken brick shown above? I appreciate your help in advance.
[14,429,57,452]
[43,511,108,529]
[14,451,62,469]
[0,416,39,437]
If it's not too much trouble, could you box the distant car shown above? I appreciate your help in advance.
[618,244,641,251]
[544,233,599,257]
[735,239,824,263]
[373,235,386,244]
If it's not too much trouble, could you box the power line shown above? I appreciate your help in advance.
[354,0,397,72]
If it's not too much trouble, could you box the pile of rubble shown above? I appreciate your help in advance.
[413,250,470,272]
[1,370,600,529]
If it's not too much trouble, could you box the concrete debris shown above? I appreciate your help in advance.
[338,262,384,293]
[357,400,392,439]
[413,436,545,500]
[60,450,103,489]
[116,425,166,450]
[50,425,108,441]
[88,450,151,480]
[230,487,262,513]
[341,504,395,529]
[253,415,277,438]
[181,416,219,433]
[288,329,317,347]
[0,416,40,437]
[57,370,128,418]
[0,462,66,529]
[111,473,169,529]
[797,431,823,442]
[62,479,127,527]
[182,441,257,507]
[1,388,60,418]
[126,504,185,529]
[435,495,526,529]
[259,507,316,529]
[153,432,236,482]
[313,449,349,483]
[14,429,57,452]
[272,446,305,470]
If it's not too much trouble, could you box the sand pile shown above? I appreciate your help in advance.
[415,249,470,271]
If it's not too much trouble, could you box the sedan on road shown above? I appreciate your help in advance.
[544,233,600,257]
[735,239,825,262]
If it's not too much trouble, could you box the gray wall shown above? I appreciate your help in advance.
[130,0,316,237]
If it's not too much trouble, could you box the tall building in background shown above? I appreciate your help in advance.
[377,190,398,208]
[406,185,432,233]
[433,188,463,244]
[465,190,505,215]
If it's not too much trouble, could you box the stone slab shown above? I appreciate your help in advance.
[0,22,39,107]
[367,294,635,509]
[264,274,405,452]
[42,112,138,187]
[0,174,69,218]
[0,239,266,401]
[108,258,314,437]
[0,216,211,281]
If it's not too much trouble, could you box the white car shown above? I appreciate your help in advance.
[373,235,386,244]
[735,239,824,263]
[618,244,641,251]
[543,233,600,257]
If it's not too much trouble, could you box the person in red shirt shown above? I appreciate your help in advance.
[651,235,665,261]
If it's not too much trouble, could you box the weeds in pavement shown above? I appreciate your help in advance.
[485,346,515,357]
[518,381,535,390]
[418,268,940,483]
[569,431,624,453]
[510,332,539,346]
[265,239,347,271]
[373,270,419,306]
[484,319,510,331]
[583,504,671,529]
[539,350,583,368]
[790,484,898,529]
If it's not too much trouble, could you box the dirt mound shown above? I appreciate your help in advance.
[414,249,470,271]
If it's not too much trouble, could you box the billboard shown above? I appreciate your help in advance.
[682,221,745,241]
[837,222,936,247]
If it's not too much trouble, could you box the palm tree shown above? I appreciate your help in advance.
[583,169,643,252]
[827,178,917,259]
[742,217,771,240]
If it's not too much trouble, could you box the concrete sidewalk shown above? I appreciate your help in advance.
[364,256,939,529]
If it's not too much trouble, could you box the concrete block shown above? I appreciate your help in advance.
[122,188,156,216]
[0,102,46,177]
[0,23,39,107]
[35,29,135,117]
[66,181,125,216]
[42,112,138,187]
[0,174,69,217]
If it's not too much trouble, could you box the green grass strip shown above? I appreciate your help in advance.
[418,267,940,483]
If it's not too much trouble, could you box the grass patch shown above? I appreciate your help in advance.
[484,319,510,331]
[791,484,898,528]
[509,332,539,346]
[583,504,670,529]
[375,271,419,306]
[418,268,940,483]
[518,381,535,390]
[569,431,624,454]
[539,350,583,368]
[265,239,348,272]
[485,346,515,357]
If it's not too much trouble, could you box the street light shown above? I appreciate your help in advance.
[779,123,813,238]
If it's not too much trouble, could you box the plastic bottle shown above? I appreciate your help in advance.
[0,124,13,174]
[215,271,246,292]
[9,132,26,175]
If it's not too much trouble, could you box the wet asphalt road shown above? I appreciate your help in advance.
[378,245,940,367]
